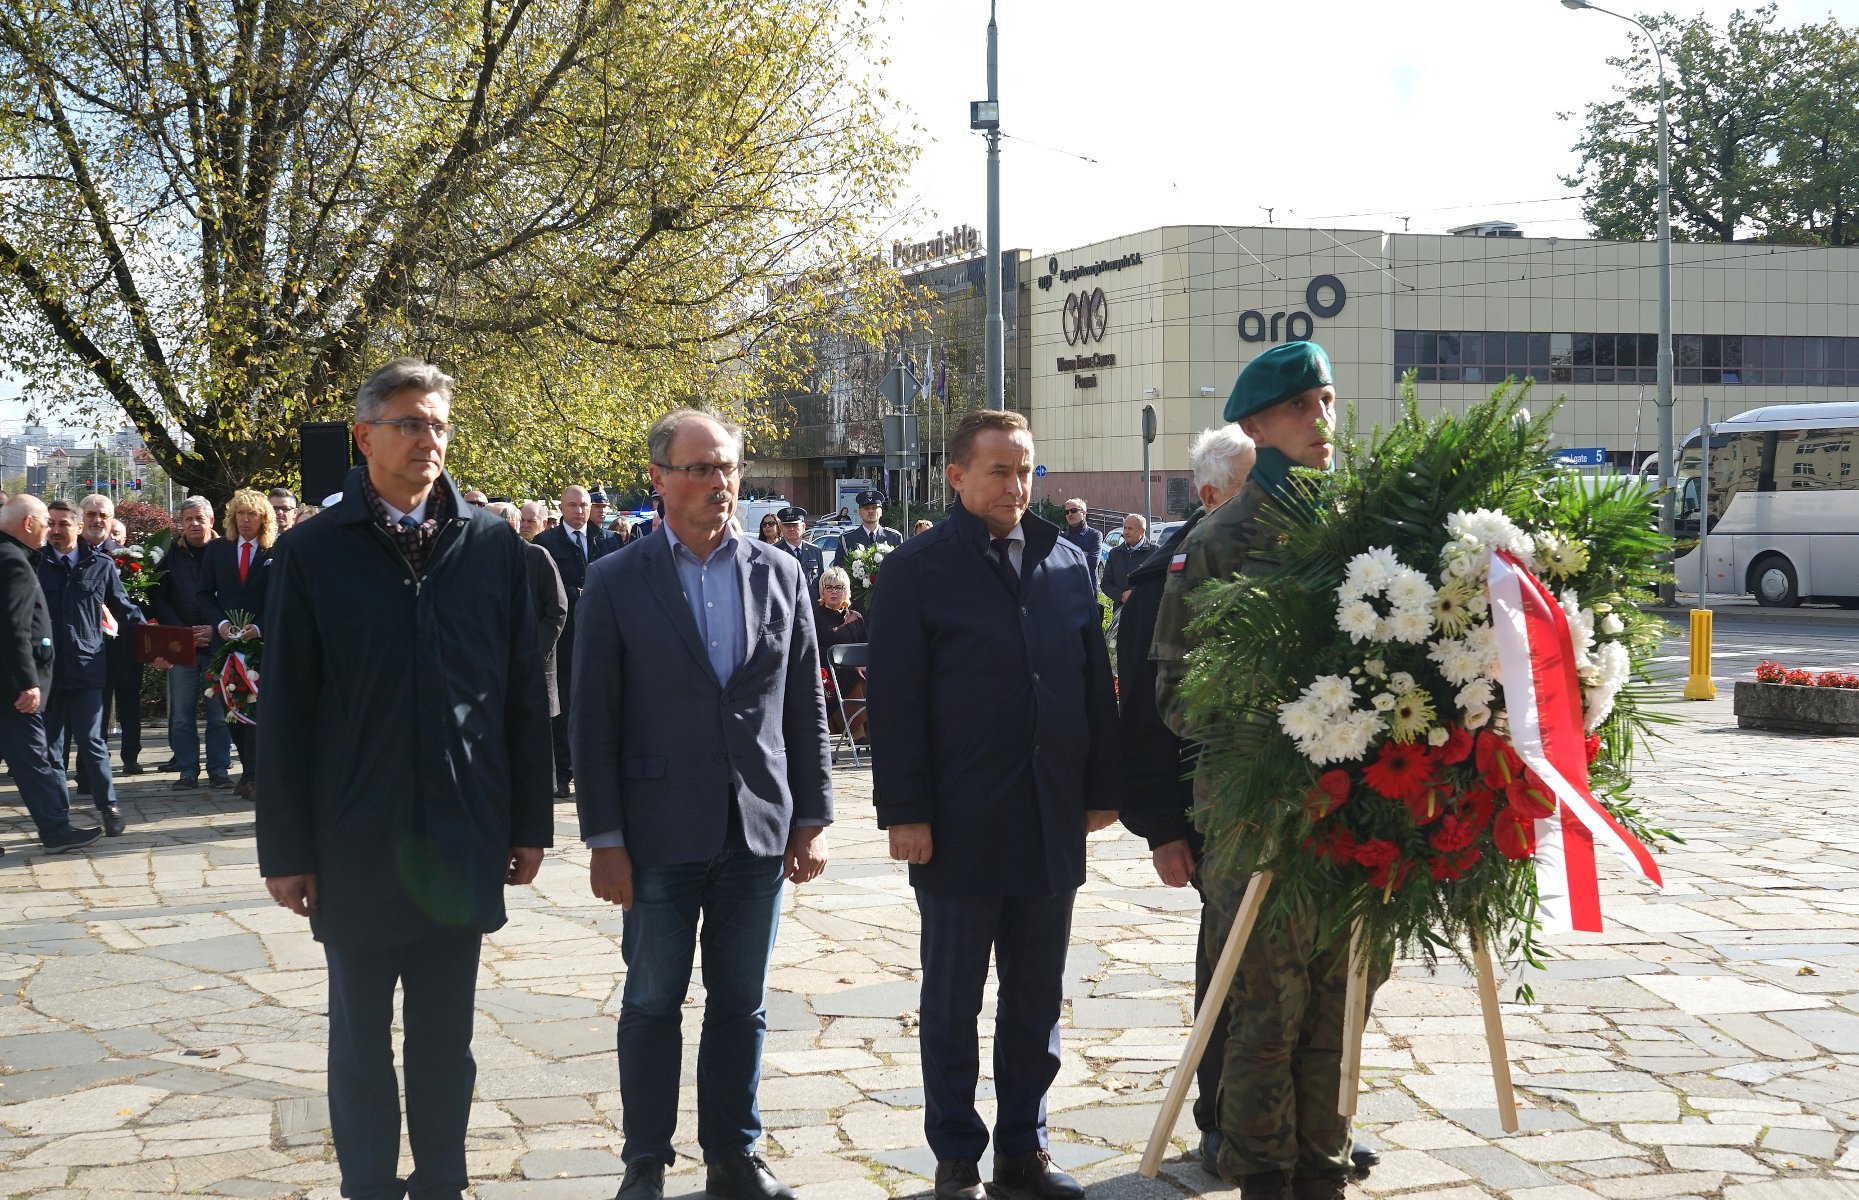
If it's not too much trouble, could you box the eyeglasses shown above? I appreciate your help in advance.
[365,418,452,439]
[1064,508,1083,515]
[655,461,742,480]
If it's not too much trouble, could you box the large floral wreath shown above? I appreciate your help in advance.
[1179,383,1675,969]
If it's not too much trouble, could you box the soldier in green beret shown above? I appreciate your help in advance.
[1151,340,1384,1200]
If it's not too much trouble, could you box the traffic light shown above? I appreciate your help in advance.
[132,479,142,490]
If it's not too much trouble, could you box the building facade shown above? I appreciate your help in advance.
[1025,225,1859,517]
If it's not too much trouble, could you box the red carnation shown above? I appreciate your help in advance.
[128,561,142,573]
[1454,846,1483,874]
[1353,837,1399,870]
[1367,856,1413,891]
[1438,725,1474,765]
[1506,773,1556,820]
[1309,825,1357,864]
[1306,769,1352,821]
[1428,854,1464,882]
[1363,741,1433,802]
[1428,813,1478,854]
[1475,730,1524,788]
[1584,733,1601,763]
[1493,806,1537,860]
[1458,785,1498,833]
[1403,788,1445,827]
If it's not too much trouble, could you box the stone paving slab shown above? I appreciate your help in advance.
[9,643,1859,1198]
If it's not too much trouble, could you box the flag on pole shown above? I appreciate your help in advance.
[1488,549,1663,933]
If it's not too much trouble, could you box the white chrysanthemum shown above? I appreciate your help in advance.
[1278,700,1328,743]
[1462,623,1500,677]
[1342,546,1403,595]
[1457,677,1495,712]
[1584,640,1632,729]
[1385,605,1434,644]
[1331,710,1384,762]
[1309,674,1354,711]
[1338,600,1381,643]
[1385,569,1436,611]
[1560,590,1596,670]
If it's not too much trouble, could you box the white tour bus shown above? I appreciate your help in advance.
[1668,402,1859,607]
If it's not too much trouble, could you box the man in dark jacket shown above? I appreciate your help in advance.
[839,490,902,555]
[258,357,554,1200]
[80,493,144,775]
[1099,513,1154,614]
[149,497,231,789]
[39,501,145,837]
[1057,498,1103,589]
[0,496,101,854]
[773,506,825,593]
[868,409,1118,1200]
[535,484,620,796]
[491,502,569,718]
[200,488,276,799]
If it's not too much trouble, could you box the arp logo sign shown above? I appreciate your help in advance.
[1237,274,1346,344]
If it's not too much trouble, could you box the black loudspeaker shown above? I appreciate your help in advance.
[299,422,357,503]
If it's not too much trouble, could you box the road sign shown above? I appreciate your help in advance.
[1034,464,1048,478]
[879,366,921,409]
[1554,446,1609,467]
[883,413,919,470]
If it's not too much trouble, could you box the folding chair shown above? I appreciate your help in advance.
[828,642,870,767]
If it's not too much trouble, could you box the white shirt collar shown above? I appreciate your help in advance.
[378,495,429,525]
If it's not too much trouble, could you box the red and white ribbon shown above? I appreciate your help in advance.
[220,651,259,726]
[1488,549,1662,933]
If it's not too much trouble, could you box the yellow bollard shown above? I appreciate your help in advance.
[1683,608,1717,700]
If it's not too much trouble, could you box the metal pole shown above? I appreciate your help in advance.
[983,1,1004,411]
[1698,395,1711,604]
[1141,438,1151,532]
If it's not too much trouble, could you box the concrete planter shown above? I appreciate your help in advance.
[1734,681,1859,735]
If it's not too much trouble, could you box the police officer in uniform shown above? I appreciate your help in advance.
[839,491,902,555]
[774,506,825,593]
[1150,341,1387,1200]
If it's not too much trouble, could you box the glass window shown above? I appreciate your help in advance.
[1594,335,1616,367]
[1638,334,1658,365]
[1702,336,1721,368]
[1573,333,1594,367]
[1722,336,1742,369]
[1550,333,1572,365]
[1528,333,1550,365]
[1551,366,1571,383]
[1507,334,1528,366]
[1617,336,1638,367]
[1438,366,1461,381]
[1413,333,1437,366]
[1439,333,1461,365]
[1827,339,1845,369]
[1395,331,1415,366]
[1703,369,1721,385]
[1464,366,1484,383]
[1805,337,1828,369]
[1462,334,1483,364]
[1680,369,1703,386]
[1417,367,1438,382]
[1677,334,1703,369]
[1484,333,1507,367]
[1785,338,1805,369]
[1595,368,1616,383]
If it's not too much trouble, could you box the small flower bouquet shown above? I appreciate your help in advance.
[113,528,170,604]
[844,541,893,599]
[205,607,262,725]
[1180,382,1675,970]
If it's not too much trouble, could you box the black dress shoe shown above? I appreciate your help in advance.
[208,773,235,790]
[1289,1172,1347,1200]
[933,1159,985,1200]
[100,807,125,837]
[615,1158,664,1200]
[1351,1140,1379,1175]
[119,762,145,776]
[1198,1130,1224,1176]
[172,774,199,790]
[554,780,571,798]
[44,826,103,854]
[705,1150,795,1200]
[156,757,179,771]
[1236,1171,1290,1200]
[992,1150,1081,1200]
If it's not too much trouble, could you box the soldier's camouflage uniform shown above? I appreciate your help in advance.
[1151,477,1389,1185]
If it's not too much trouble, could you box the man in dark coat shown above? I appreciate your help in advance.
[490,502,569,717]
[149,497,231,789]
[0,496,101,854]
[1057,498,1103,590]
[838,490,902,555]
[258,357,554,1200]
[1099,513,1154,614]
[38,500,145,838]
[868,409,1119,1200]
[534,484,620,796]
[772,505,825,593]
[573,409,833,1200]
[200,489,276,799]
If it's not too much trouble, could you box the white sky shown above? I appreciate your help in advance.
[13,0,1859,431]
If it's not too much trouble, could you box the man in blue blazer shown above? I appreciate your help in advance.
[572,409,834,1200]
[868,409,1119,1200]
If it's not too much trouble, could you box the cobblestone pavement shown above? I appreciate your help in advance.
[7,630,1859,1200]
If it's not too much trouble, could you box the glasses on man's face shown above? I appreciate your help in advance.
[1064,508,1083,515]
[365,418,452,440]
[656,461,742,480]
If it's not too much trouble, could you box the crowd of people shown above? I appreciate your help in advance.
[0,340,1371,1200]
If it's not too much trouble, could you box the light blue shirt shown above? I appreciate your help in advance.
[665,524,745,689]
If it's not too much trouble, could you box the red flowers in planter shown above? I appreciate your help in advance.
[1757,660,1859,688]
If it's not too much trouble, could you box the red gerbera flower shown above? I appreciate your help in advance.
[1306,769,1352,821]
[1493,805,1537,860]
[1475,730,1524,788]
[1439,725,1474,765]
[1363,741,1433,802]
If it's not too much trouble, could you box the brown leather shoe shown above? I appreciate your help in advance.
[992,1150,1081,1200]
[933,1159,985,1200]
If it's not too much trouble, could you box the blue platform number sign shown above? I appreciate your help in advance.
[1554,447,1609,468]
[1033,464,1048,478]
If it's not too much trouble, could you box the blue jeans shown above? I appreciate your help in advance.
[325,931,483,1200]
[916,889,1075,1161]
[618,846,785,1166]
[44,687,117,812]
[0,708,80,844]
[167,663,231,775]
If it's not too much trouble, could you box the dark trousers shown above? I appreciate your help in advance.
[101,668,141,766]
[617,842,785,1165]
[324,930,483,1200]
[916,888,1075,1161]
[44,687,117,814]
[231,722,256,783]
[0,708,79,844]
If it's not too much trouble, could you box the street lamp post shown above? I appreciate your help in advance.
[1563,0,1675,600]
[971,2,1003,412]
